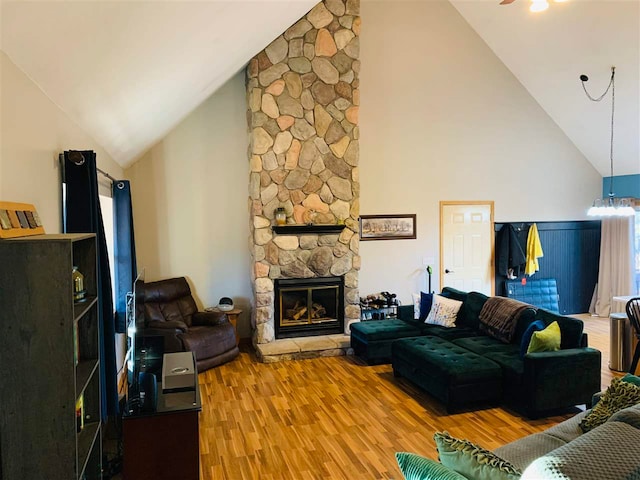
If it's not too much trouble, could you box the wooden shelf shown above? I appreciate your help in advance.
[73,296,98,320]
[0,234,101,479]
[76,359,99,396]
[77,421,101,478]
[272,224,345,235]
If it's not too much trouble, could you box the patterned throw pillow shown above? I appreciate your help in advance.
[395,452,468,480]
[579,377,640,432]
[434,432,522,480]
[413,293,421,319]
[413,292,434,320]
[425,295,463,328]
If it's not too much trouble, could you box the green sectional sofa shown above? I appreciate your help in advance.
[350,287,601,417]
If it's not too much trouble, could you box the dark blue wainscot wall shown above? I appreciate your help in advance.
[494,221,601,315]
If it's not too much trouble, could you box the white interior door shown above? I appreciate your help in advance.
[440,202,494,295]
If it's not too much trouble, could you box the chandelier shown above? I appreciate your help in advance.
[580,67,635,217]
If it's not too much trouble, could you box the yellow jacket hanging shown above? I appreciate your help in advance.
[525,223,544,276]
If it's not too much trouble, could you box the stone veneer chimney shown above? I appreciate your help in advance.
[247,0,361,345]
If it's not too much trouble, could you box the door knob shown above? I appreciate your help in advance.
[445,269,454,274]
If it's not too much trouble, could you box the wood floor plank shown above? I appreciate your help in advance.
[198,315,620,479]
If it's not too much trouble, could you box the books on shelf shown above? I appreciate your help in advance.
[75,394,84,433]
[73,322,79,365]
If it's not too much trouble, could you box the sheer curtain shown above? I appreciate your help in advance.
[590,216,635,317]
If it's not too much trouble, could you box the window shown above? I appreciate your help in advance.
[99,194,117,306]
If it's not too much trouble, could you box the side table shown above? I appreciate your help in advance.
[205,307,242,346]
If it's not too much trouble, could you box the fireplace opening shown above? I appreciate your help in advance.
[275,276,344,339]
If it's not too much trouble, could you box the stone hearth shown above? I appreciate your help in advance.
[255,334,353,363]
[247,0,361,351]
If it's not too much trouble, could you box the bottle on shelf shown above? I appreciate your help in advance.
[72,266,86,302]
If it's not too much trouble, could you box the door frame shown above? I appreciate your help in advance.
[439,201,495,296]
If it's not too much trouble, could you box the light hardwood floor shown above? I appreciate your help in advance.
[198,315,621,479]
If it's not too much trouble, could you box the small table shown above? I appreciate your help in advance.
[613,295,635,312]
[205,307,242,346]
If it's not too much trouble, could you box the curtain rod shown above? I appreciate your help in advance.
[97,167,117,183]
[67,150,123,188]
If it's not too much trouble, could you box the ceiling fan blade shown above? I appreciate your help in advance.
[499,0,516,4]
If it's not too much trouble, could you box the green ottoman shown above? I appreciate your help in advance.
[392,336,502,412]
[350,319,421,364]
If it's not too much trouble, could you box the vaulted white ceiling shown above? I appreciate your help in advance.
[1,0,318,167]
[450,0,639,177]
[2,0,639,176]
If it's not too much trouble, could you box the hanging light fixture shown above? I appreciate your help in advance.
[581,67,635,217]
[499,0,566,11]
[529,0,549,12]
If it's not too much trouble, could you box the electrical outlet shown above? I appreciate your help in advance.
[422,256,435,266]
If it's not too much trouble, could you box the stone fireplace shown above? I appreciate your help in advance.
[275,276,344,339]
[247,0,361,346]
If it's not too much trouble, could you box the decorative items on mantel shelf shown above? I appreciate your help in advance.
[272,224,345,235]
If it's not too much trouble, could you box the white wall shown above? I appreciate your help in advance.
[0,52,123,231]
[125,0,603,333]
[126,71,253,339]
[0,51,127,382]
[357,1,602,304]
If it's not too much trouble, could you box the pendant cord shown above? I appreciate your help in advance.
[581,66,616,197]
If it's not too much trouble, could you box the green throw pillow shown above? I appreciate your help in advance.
[395,452,468,480]
[621,373,640,387]
[579,377,640,432]
[527,320,561,354]
[433,432,521,480]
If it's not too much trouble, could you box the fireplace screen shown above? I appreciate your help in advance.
[275,277,344,339]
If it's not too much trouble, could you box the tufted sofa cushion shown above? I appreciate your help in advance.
[393,336,501,384]
[350,319,420,341]
[453,336,520,356]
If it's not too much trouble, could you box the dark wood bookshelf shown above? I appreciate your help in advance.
[0,234,102,480]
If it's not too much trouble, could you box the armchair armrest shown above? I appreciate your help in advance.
[523,348,601,414]
[147,319,189,333]
[192,311,228,327]
[581,332,589,348]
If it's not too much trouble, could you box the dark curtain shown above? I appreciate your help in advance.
[113,181,137,333]
[62,150,118,419]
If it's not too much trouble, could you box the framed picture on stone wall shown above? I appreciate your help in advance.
[359,214,416,241]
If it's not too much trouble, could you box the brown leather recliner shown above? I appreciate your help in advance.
[143,277,239,372]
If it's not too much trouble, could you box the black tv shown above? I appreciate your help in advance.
[125,270,165,414]
[125,270,145,399]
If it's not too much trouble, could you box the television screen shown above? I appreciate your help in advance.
[126,270,145,394]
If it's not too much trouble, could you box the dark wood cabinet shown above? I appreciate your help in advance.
[122,371,201,480]
[0,234,102,480]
